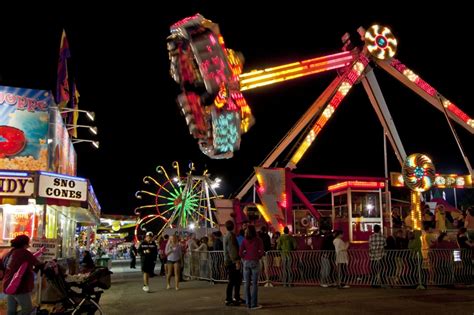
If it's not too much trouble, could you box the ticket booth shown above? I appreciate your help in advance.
[329,181,385,244]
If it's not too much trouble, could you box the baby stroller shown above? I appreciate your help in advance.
[38,260,112,314]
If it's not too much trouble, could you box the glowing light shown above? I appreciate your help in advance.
[240,51,355,91]
[328,181,385,191]
[290,55,369,166]
[189,223,195,230]
[280,192,287,209]
[338,82,352,96]
[402,154,435,192]
[365,25,397,60]
[255,203,271,223]
[213,112,239,153]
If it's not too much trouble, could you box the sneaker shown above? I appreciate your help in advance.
[320,284,329,288]
[225,301,235,306]
[175,287,179,291]
[250,305,263,310]
[342,285,350,289]
[166,285,171,290]
[264,282,273,287]
[142,285,149,292]
[235,298,246,304]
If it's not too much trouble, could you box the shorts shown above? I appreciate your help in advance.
[141,260,155,274]
[166,260,179,264]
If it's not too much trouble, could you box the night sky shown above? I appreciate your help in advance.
[1,2,473,215]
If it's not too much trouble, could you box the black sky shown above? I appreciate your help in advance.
[1,2,473,214]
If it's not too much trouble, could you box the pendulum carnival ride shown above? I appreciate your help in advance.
[134,161,221,240]
[168,15,474,232]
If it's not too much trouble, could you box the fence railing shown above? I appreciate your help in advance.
[183,249,473,287]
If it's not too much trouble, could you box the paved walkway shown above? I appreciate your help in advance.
[1,260,473,314]
[101,270,474,314]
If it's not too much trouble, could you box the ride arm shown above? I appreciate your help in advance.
[375,58,474,134]
[235,54,369,200]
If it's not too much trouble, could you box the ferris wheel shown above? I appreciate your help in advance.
[134,161,221,240]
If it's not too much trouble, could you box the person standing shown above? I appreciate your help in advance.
[435,204,447,232]
[258,226,272,287]
[158,235,169,276]
[130,243,138,269]
[320,230,335,287]
[464,206,474,241]
[333,230,350,288]
[138,231,158,292]
[277,226,297,287]
[369,224,386,287]
[223,220,242,306]
[239,225,264,310]
[0,235,42,315]
[165,235,183,290]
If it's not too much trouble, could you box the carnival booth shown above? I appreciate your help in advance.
[329,181,386,244]
[0,85,100,261]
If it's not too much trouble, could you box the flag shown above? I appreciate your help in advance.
[56,29,70,109]
[68,81,80,138]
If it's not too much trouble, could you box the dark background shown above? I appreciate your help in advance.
[1,2,473,214]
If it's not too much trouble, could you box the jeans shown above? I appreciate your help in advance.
[282,255,292,286]
[7,292,33,315]
[320,255,332,285]
[243,260,260,308]
[370,259,382,286]
[226,262,242,302]
[259,255,270,283]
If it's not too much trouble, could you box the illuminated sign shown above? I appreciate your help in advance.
[2,206,35,240]
[0,176,34,196]
[38,173,87,201]
[390,172,472,188]
[31,238,58,261]
[328,181,385,192]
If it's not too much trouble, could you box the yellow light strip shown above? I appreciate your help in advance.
[289,57,368,166]
[255,203,271,223]
[410,192,422,230]
[240,52,354,90]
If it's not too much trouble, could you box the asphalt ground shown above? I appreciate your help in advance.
[99,261,474,315]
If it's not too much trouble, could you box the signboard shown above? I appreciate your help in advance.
[0,176,34,196]
[391,172,472,189]
[2,206,35,240]
[31,238,59,261]
[0,85,51,171]
[38,172,87,201]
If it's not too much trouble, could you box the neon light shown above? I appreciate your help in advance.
[290,56,369,165]
[410,192,422,230]
[213,112,239,153]
[280,192,287,208]
[402,154,435,192]
[255,203,271,223]
[240,51,354,91]
[328,181,385,191]
[391,59,474,128]
[365,25,397,60]
[0,171,29,177]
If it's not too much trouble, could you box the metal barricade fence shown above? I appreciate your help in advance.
[183,249,473,287]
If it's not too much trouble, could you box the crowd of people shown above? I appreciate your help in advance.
[133,221,297,310]
[130,204,474,309]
